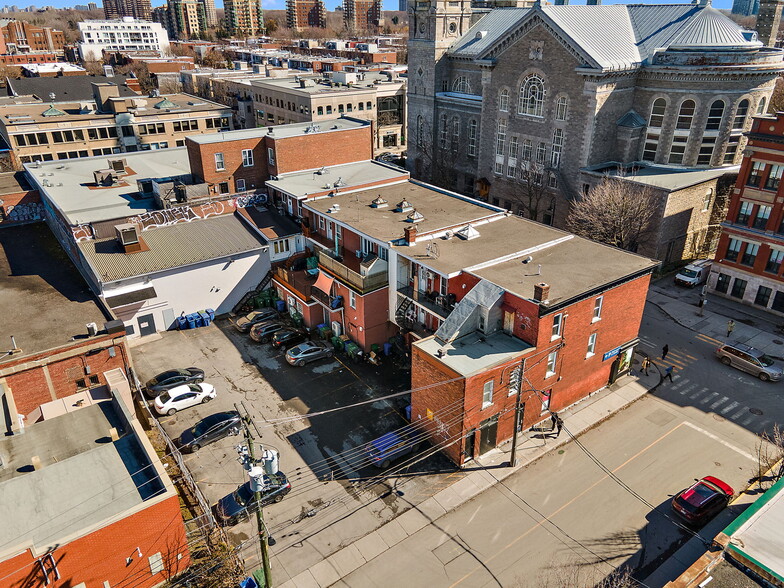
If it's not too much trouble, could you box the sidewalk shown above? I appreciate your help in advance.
[278,356,660,588]
[647,287,784,360]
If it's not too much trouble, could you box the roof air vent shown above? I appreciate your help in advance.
[476,30,488,39]
[396,199,413,212]
[456,224,480,240]
[406,209,424,223]
[371,195,388,208]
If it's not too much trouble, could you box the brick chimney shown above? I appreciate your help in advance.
[533,282,550,303]
[757,0,783,47]
[404,225,417,245]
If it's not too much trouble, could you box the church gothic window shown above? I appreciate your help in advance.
[499,89,509,112]
[643,98,667,162]
[676,100,696,130]
[698,100,724,166]
[733,99,750,130]
[468,119,477,156]
[555,96,568,121]
[495,119,507,174]
[518,74,545,117]
[452,76,471,94]
[757,97,767,115]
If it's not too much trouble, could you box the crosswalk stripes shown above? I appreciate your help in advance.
[696,333,722,347]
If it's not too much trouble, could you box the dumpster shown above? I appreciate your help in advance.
[318,325,332,339]
[177,315,189,330]
[205,308,215,321]
[193,312,205,327]
[186,313,198,329]
[199,311,211,327]
[383,342,392,356]
[345,342,363,363]
[291,312,303,327]
[276,299,286,313]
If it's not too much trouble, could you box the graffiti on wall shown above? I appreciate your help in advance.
[233,193,267,209]
[128,205,200,230]
[71,224,94,242]
[1,202,44,224]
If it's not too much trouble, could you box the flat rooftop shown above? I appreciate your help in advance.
[305,179,508,244]
[189,116,369,143]
[474,235,657,307]
[416,331,532,377]
[0,223,107,363]
[238,205,302,240]
[26,148,191,224]
[268,159,406,198]
[0,400,166,558]
[583,163,736,191]
[250,71,402,94]
[0,171,31,195]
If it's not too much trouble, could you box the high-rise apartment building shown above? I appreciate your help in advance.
[166,0,206,39]
[343,0,382,31]
[103,0,152,21]
[286,0,326,30]
[201,0,217,27]
[731,0,760,16]
[224,0,264,36]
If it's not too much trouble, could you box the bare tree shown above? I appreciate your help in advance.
[752,424,784,491]
[83,60,104,76]
[410,117,462,192]
[566,177,658,253]
[506,161,555,222]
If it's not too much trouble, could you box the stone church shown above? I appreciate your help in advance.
[406,0,784,261]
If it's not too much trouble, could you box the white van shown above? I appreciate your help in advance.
[674,260,712,287]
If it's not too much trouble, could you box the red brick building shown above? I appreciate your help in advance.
[0,20,65,54]
[286,0,327,30]
[709,112,784,315]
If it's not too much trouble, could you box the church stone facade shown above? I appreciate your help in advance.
[406,0,784,260]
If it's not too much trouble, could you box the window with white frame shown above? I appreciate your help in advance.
[495,119,507,174]
[468,119,477,157]
[242,149,254,167]
[452,76,471,93]
[273,239,290,254]
[349,290,356,309]
[521,139,532,161]
[593,296,603,321]
[451,117,460,152]
[267,147,275,165]
[499,89,509,112]
[214,152,224,171]
[439,113,448,149]
[508,136,519,177]
[318,216,325,231]
[518,74,545,117]
[236,178,246,191]
[551,313,562,338]
[536,142,546,165]
[587,333,597,357]
[551,128,563,167]
[546,351,557,378]
[378,246,388,261]
[482,379,494,407]
[555,95,568,121]
[757,97,767,115]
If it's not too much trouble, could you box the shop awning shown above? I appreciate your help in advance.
[105,286,157,308]
[313,271,334,296]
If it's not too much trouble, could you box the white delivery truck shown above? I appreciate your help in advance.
[674,259,712,287]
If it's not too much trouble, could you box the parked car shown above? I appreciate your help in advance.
[671,476,734,526]
[144,367,205,398]
[233,309,279,333]
[154,383,216,416]
[674,259,712,287]
[177,411,242,452]
[285,341,333,366]
[214,473,291,526]
[271,328,309,350]
[715,342,783,382]
[249,321,285,343]
[367,430,422,469]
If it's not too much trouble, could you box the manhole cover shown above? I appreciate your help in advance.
[714,461,722,467]
[773,339,783,345]
[750,408,764,416]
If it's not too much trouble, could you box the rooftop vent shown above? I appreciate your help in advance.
[406,209,424,223]
[334,177,346,188]
[371,195,388,208]
[476,30,488,39]
[115,223,142,253]
[316,166,328,174]
[93,169,118,186]
[456,224,480,240]
[396,199,413,212]
[328,203,341,213]
[107,158,127,174]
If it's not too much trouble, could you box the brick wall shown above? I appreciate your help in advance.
[0,494,189,588]
[269,124,373,176]
[186,135,266,191]
[0,188,42,225]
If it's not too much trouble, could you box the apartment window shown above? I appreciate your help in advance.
[518,74,545,117]
[676,99,696,129]
[326,105,332,114]
[736,201,753,224]
[440,114,448,149]
[378,246,388,261]
[551,128,563,168]
[702,189,713,212]
[715,273,731,293]
[730,277,747,299]
[338,104,344,113]
[482,379,494,407]
[495,119,507,174]
[593,296,603,321]
[521,139,532,161]
[218,182,229,194]
[773,291,784,313]
[508,136,519,177]
[754,205,772,230]
[236,178,246,191]
[766,249,784,274]
[555,96,568,121]
[747,161,766,186]
[467,119,477,157]
[366,101,372,110]
[586,333,597,357]
[765,165,783,191]
[242,149,254,167]
[755,285,773,307]
[725,238,742,262]
[551,313,562,338]
[214,152,225,171]
[318,216,325,231]
[452,76,471,93]
[348,290,356,309]
[149,552,164,575]
[317,106,323,115]
[705,100,725,130]
[267,148,275,166]
[273,239,290,255]
[358,102,364,111]
[546,351,557,378]
[536,142,547,165]
[498,89,509,112]
[741,243,759,266]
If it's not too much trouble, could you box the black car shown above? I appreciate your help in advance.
[271,328,309,350]
[249,321,285,343]
[214,473,292,526]
[177,411,242,453]
[144,367,205,398]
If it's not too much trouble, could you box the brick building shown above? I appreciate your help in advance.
[344,0,383,31]
[0,18,65,53]
[0,171,40,225]
[407,0,784,263]
[286,0,327,30]
[103,0,153,21]
[709,111,784,316]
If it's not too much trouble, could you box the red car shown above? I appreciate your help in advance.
[671,476,734,525]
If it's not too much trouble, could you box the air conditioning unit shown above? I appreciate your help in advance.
[86,322,98,336]
[115,223,139,246]
[331,321,342,337]
[108,158,127,174]
[93,169,117,186]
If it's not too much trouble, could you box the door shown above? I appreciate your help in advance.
[479,416,498,455]
[464,429,475,462]
[326,221,333,240]
[162,308,175,330]
[287,197,294,215]
[503,311,514,334]
[137,313,156,337]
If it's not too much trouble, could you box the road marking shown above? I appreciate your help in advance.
[681,422,756,462]
[449,423,686,587]
[696,333,721,346]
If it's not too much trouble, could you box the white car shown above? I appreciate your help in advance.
[154,383,216,416]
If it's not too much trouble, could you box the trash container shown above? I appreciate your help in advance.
[199,311,211,327]
[177,315,189,330]
[383,342,393,356]
[205,308,215,321]
[371,343,381,355]
[405,405,412,421]
[186,313,198,329]
[331,336,343,351]
[276,299,286,313]
[193,312,205,328]
[292,313,304,328]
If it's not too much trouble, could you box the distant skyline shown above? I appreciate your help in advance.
[6,0,738,17]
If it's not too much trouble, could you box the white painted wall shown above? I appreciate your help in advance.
[105,249,270,337]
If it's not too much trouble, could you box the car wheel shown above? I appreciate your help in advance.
[190,443,201,452]
[380,459,391,469]
[759,372,771,382]
[720,356,732,366]
[297,360,305,367]
[167,408,177,416]
[202,395,213,403]
[273,494,284,503]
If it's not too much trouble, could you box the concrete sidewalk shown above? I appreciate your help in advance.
[278,358,660,588]
[647,288,784,360]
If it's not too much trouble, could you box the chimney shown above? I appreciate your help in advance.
[404,225,417,245]
[533,282,550,303]
[91,82,120,113]
[757,0,783,47]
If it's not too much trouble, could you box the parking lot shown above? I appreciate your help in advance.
[131,317,465,582]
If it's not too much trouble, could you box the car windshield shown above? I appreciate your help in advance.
[758,354,775,367]
[156,370,180,382]
[192,415,221,437]
[682,483,715,508]
[680,269,698,278]
[158,391,171,404]
[233,483,255,507]
[290,345,306,355]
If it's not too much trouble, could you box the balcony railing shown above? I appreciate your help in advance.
[397,286,453,319]
[317,249,388,294]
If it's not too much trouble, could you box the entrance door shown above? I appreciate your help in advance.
[503,311,514,334]
[464,429,476,462]
[287,197,294,216]
[162,308,175,330]
[479,416,499,454]
[137,313,156,337]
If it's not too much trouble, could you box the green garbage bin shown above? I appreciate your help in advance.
[371,343,381,355]
[331,336,343,351]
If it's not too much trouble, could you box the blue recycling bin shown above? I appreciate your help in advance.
[405,404,412,421]
[177,315,189,330]
[205,308,215,321]
[276,299,286,313]
[383,342,392,356]
[186,313,197,329]
[199,311,211,327]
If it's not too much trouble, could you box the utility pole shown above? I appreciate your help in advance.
[508,363,525,468]
[235,403,273,587]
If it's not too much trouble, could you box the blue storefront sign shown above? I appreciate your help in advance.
[603,346,621,361]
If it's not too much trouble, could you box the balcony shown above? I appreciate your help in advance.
[397,286,453,319]
[316,249,388,294]
[273,265,316,300]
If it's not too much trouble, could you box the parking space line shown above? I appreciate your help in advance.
[681,422,756,462]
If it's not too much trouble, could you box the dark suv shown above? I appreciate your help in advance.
[249,321,285,343]
[214,473,291,526]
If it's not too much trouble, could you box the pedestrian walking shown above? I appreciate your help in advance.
[727,319,736,339]
[641,356,651,376]
[664,365,674,382]
[661,344,669,361]
[551,413,564,438]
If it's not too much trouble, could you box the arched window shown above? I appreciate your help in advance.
[733,99,750,130]
[467,119,477,157]
[416,115,424,147]
[555,96,568,121]
[439,113,447,149]
[643,98,667,161]
[518,74,545,117]
[706,100,725,130]
[451,116,460,152]
[452,76,471,94]
[648,98,667,128]
[698,100,725,166]
[757,97,767,115]
[499,89,509,112]
[676,99,696,130]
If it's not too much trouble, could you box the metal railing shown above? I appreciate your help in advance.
[317,249,388,293]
